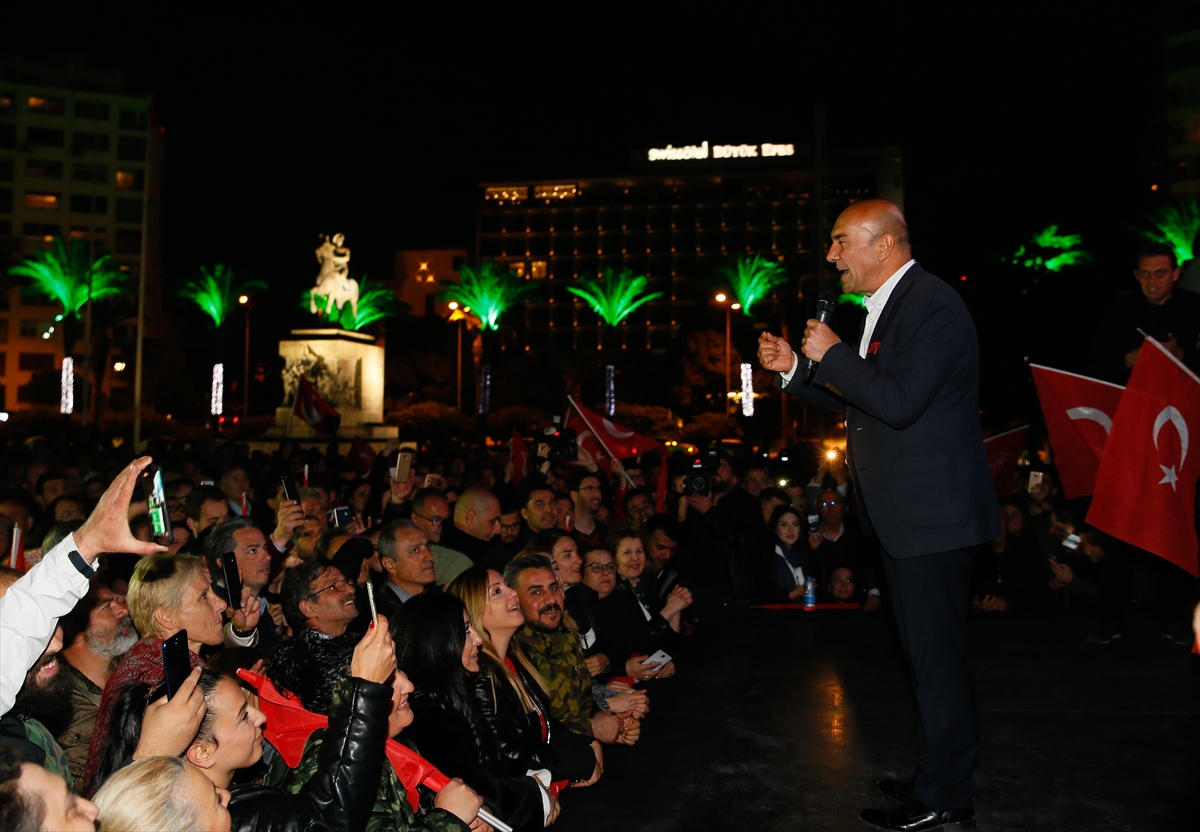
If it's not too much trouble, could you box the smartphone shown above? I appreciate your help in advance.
[332,507,352,527]
[1028,471,1044,491]
[281,475,297,502]
[640,649,672,668]
[206,552,243,609]
[807,514,820,534]
[366,581,378,625]
[1062,533,1081,551]
[162,630,191,699]
[395,452,413,484]
[142,465,173,546]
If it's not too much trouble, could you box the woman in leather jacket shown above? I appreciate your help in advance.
[395,592,553,832]
[447,569,599,791]
[90,621,403,832]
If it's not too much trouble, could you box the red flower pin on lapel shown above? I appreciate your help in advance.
[867,341,882,355]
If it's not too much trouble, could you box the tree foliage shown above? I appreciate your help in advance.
[719,253,788,315]
[1008,225,1093,273]
[1134,198,1200,264]
[309,277,406,331]
[179,264,268,328]
[440,261,538,331]
[9,237,129,317]
[566,267,662,326]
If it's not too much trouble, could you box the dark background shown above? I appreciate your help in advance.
[1,7,1181,432]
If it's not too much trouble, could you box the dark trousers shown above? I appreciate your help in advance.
[882,547,977,811]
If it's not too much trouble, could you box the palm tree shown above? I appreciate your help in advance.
[179,264,267,328]
[718,253,788,315]
[9,236,128,318]
[308,276,405,332]
[566,267,662,326]
[1135,198,1200,264]
[440,261,538,331]
[1008,225,1093,273]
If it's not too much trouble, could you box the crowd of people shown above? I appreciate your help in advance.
[0,419,1196,831]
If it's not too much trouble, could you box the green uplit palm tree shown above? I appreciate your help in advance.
[9,236,128,318]
[440,261,538,331]
[1135,198,1200,264]
[718,253,788,315]
[179,264,267,328]
[1008,225,1093,273]
[566,267,662,326]
[308,276,405,331]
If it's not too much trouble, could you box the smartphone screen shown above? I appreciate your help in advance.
[1028,471,1044,491]
[162,630,191,699]
[281,475,297,502]
[332,507,351,527]
[222,553,243,611]
[366,581,378,624]
[1062,533,1081,550]
[143,466,172,545]
[395,452,413,484]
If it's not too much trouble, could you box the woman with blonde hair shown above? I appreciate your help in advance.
[446,567,599,796]
[81,552,261,797]
[94,755,232,832]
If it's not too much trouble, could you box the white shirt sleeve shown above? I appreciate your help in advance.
[779,353,800,385]
[0,532,93,717]
[526,768,553,824]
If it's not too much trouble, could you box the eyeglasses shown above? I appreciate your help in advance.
[412,511,445,526]
[820,500,840,508]
[830,575,854,584]
[309,578,351,598]
[586,563,618,574]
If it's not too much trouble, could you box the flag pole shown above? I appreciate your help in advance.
[567,395,636,488]
[286,375,300,441]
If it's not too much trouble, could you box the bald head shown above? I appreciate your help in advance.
[827,199,912,296]
[454,487,502,541]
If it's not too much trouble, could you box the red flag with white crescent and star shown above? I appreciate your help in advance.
[1031,364,1125,499]
[292,375,341,437]
[1086,338,1200,577]
[565,396,669,512]
[983,425,1029,499]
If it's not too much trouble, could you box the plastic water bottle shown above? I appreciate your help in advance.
[803,577,817,609]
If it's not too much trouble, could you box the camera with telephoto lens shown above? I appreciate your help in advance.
[683,449,721,495]
[540,422,578,465]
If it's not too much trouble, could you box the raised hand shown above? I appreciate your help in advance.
[757,331,796,373]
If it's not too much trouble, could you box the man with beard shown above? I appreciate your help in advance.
[56,572,138,781]
[507,555,643,746]
[0,570,75,789]
[568,471,608,550]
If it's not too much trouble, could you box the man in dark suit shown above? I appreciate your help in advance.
[759,200,997,832]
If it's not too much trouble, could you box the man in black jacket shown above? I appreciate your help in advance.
[760,200,997,831]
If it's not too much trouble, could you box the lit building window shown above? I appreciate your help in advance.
[24,192,60,210]
[69,227,106,243]
[533,184,578,201]
[530,261,548,279]
[115,169,145,191]
[485,186,527,204]
[509,262,526,278]
[27,96,65,115]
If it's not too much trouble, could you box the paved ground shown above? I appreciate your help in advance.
[553,605,1199,831]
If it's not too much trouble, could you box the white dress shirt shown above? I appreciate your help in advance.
[780,259,917,382]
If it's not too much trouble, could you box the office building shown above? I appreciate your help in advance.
[475,142,901,352]
[0,60,163,412]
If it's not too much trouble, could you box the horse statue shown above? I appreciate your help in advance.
[311,233,359,321]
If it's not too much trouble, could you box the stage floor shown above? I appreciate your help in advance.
[553,604,1198,831]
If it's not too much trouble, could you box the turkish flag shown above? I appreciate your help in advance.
[292,375,341,436]
[346,439,377,477]
[565,396,668,512]
[1086,339,1200,577]
[511,430,529,487]
[983,425,1029,499]
[1031,364,1125,499]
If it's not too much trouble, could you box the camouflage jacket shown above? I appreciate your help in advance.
[262,678,468,832]
[515,623,595,737]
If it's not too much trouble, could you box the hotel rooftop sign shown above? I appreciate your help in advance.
[646,141,795,161]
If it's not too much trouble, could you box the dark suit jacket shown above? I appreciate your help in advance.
[782,262,999,558]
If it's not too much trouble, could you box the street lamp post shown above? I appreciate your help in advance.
[239,294,250,417]
[715,293,741,415]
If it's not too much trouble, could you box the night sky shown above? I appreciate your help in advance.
[1,9,1178,425]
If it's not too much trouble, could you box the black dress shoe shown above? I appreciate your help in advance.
[877,778,915,802]
[859,798,976,831]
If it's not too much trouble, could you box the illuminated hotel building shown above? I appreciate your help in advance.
[0,61,163,411]
[475,142,902,352]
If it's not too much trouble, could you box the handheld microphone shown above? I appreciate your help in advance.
[803,289,839,385]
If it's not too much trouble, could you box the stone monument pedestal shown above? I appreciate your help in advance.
[251,328,397,454]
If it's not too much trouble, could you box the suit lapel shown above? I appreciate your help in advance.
[866,262,922,359]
